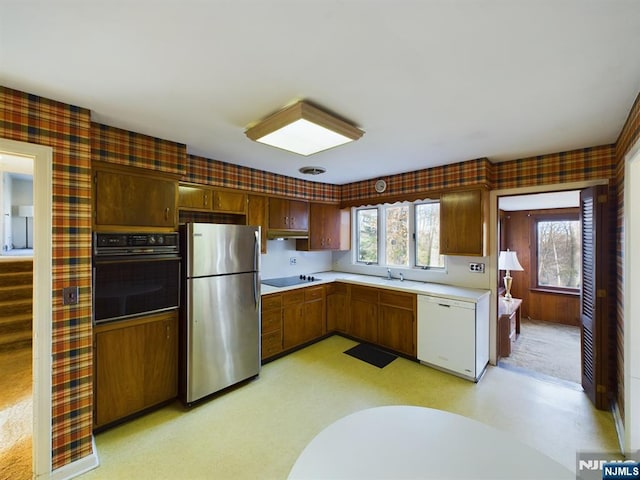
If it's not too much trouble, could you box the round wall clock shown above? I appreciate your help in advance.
[374,179,387,193]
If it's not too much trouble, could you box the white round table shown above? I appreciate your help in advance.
[288,406,574,479]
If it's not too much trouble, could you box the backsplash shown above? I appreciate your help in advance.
[261,239,332,280]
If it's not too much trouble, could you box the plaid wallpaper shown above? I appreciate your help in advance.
[493,145,616,189]
[339,157,492,203]
[613,90,640,422]
[0,86,94,469]
[184,154,340,202]
[90,122,186,176]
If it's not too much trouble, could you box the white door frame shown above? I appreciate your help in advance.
[0,138,52,477]
[624,139,640,457]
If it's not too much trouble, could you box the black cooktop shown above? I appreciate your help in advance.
[262,275,320,288]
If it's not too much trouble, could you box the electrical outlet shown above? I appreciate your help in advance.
[289,257,297,265]
[62,286,79,305]
[469,263,485,273]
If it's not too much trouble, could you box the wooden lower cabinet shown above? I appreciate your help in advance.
[94,311,178,428]
[261,294,283,359]
[261,286,326,359]
[326,282,349,333]
[378,290,416,356]
[283,286,325,349]
[261,283,417,361]
[349,285,379,344]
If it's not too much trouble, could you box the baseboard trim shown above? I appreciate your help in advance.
[611,400,625,456]
[47,436,99,480]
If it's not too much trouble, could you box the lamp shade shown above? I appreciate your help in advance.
[245,101,364,156]
[498,250,523,271]
[18,205,33,218]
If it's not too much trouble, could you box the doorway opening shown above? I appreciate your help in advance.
[496,190,582,387]
[0,138,53,480]
[0,152,34,479]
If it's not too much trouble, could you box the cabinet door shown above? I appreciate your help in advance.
[268,197,289,229]
[95,169,177,228]
[213,190,246,214]
[349,287,379,343]
[247,194,268,253]
[94,324,145,427]
[327,293,348,332]
[308,203,341,250]
[304,299,325,342]
[440,189,486,256]
[325,205,341,249]
[350,299,378,343]
[283,302,305,349]
[178,185,212,210]
[288,199,309,231]
[143,314,178,407]
[378,305,415,356]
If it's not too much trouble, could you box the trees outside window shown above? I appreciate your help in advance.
[355,200,444,270]
[532,212,581,291]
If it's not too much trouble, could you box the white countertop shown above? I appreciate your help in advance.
[261,271,490,303]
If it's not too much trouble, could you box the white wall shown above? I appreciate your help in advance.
[261,239,333,279]
[10,176,34,249]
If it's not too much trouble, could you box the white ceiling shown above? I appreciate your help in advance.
[1,1,639,185]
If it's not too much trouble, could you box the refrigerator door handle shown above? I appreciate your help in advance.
[253,230,260,308]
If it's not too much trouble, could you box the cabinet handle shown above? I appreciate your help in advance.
[285,216,289,226]
[164,207,170,220]
[166,324,170,340]
[203,193,208,207]
[291,217,295,227]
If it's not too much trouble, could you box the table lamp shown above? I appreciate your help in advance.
[498,249,523,301]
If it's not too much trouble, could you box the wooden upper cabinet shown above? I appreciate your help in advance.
[297,203,350,251]
[213,190,246,214]
[440,189,488,256]
[178,184,212,210]
[178,184,246,214]
[247,194,268,253]
[268,197,309,232]
[93,162,178,230]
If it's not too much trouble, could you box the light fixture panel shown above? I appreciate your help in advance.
[246,100,363,156]
[256,119,354,156]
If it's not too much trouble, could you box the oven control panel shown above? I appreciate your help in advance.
[94,232,179,256]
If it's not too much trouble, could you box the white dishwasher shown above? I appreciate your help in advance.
[417,295,489,382]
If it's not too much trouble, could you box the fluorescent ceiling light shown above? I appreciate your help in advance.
[245,101,364,156]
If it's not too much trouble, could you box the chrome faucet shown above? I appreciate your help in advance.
[387,268,392,280]
[399,272,404,282]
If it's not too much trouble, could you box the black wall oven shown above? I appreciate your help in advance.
[92,232,180,324]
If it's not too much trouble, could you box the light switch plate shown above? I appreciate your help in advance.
[62,286,79,305]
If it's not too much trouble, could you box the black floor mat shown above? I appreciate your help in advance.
[344,343,397,368]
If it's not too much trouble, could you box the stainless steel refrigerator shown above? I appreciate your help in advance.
[181,222,261,405]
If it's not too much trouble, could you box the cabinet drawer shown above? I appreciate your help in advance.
[262,309,281,334]
[380,290,415,310]
[262,293,282,310]
[326,282,348,296]
[262,330,283,358]
[351,285,378,303]
[283,290,305,305]
[305,286,325,302]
